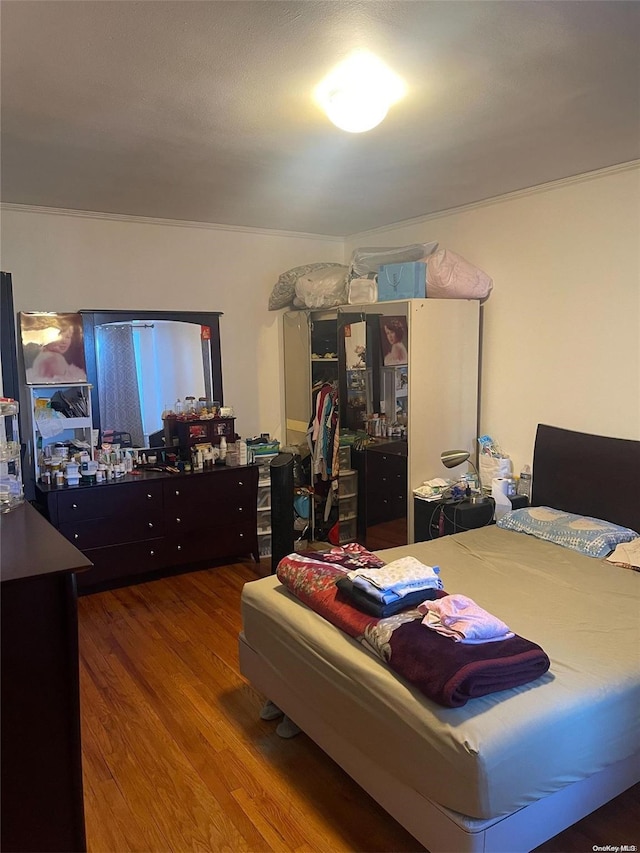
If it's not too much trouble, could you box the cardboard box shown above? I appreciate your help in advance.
[377,261,426,300]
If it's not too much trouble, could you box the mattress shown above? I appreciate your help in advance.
[240,526,640,819]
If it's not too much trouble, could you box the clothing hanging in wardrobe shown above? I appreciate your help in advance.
[307,381,339,484]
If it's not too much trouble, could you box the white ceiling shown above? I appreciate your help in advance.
[2,1,639,237]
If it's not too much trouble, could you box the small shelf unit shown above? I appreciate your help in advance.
[254,453,278,558]
[28,383,94,481]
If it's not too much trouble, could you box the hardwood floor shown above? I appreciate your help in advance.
[78,562,639,853]
[364,517,408,551]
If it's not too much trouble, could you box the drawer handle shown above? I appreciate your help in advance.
[175,490,180,496]
[177,545,182,551]
[238,506,243,512]
[74,533,79,540]
[176,517,181,524]
[147,493,153,499]
[150,550,155,556]
[148,522,154,528]
[239,532,244,538]
[72,503,78,509]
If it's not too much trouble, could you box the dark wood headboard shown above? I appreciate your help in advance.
[531,424,640,532]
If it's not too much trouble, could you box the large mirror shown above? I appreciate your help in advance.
[337,305,408,552]
[81,310,223,447]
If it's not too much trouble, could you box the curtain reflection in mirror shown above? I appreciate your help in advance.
[96,324,145,447]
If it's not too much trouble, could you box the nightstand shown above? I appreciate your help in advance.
[414,494,529,542]
[414,496,496,541]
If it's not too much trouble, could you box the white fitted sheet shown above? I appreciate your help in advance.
[240,526,640,819]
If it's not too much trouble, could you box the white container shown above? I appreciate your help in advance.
[0,399,24,512]
[65,461,80,486]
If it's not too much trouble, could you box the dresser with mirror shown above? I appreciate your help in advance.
[31,309,260,593]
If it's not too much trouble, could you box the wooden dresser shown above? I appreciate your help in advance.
[35,464,259,593]
[1,501,90,852]
[352,440,408,549]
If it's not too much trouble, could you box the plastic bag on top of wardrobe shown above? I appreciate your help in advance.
[268,262,345,311]
[294,266,349,309]
[349,242,438,279]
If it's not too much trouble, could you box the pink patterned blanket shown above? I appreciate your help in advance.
[276,545,550,708]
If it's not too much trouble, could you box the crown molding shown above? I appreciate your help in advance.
[2,160,637,243]
[346,160,640,241]
[0,203,344,243]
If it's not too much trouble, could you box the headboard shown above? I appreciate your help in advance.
[531,424,640,532]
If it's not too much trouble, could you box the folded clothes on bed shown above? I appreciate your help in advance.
[335,577,441,617]
[347,555,443,603]
[276,545,550,708]
[348,555,443,591]
[418,594,515,644]
[350,575,441,604]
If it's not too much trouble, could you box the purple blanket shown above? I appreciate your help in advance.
[277,546,550,708]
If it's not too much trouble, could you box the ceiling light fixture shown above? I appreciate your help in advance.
[315,51,405,133]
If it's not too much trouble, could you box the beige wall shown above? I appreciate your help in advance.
[2,162,638,472]
[345,164,640,475]
[0,207,343,440]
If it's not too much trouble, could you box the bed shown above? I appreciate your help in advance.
[238,424,640,852]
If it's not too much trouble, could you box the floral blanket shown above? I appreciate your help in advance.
[276,544,550,708]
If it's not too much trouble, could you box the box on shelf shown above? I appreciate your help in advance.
[248,439,280,456]
[377,261,426,301]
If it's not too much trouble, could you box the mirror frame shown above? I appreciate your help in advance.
[80,309,223,443]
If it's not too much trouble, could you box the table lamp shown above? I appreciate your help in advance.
[440,449,487,503]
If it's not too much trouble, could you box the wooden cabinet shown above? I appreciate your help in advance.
[364,443,407,526]
[163,416,236,455]
[1,502,90,852]
[36,466,259,592]
[352,441,408,549]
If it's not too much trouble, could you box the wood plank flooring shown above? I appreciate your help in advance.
[78,561,639,853]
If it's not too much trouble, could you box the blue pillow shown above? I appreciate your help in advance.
[496,506,639,559]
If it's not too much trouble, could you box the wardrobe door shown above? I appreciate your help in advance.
[283,311,312,446]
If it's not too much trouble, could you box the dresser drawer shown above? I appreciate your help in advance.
[163,468,257,514]
[58,508,163,549]
[76,538,168,591]
[167,521,257,565]
[164,496,255,534]
[55,480,164,523]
